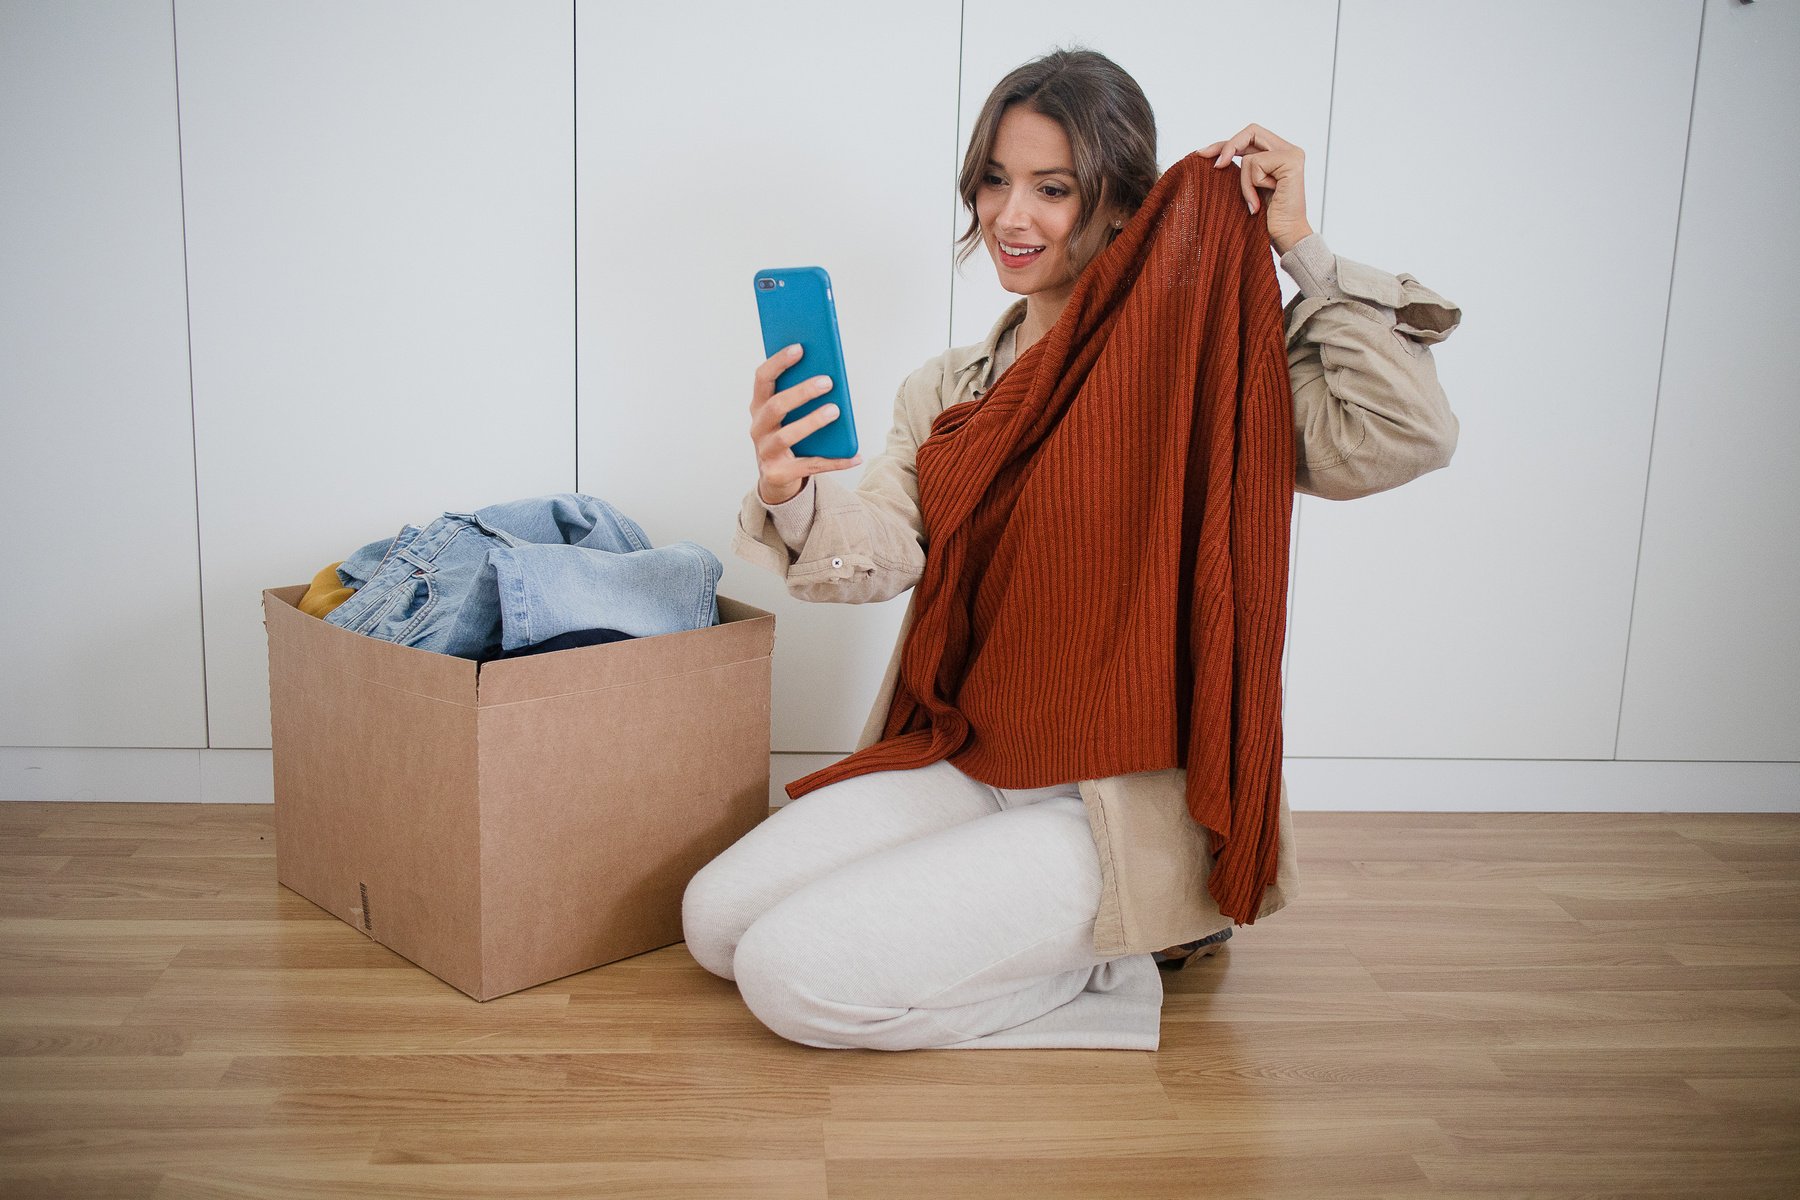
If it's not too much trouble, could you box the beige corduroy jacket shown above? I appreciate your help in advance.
[732,232,1464,957]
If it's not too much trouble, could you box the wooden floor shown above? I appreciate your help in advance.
[0,804,1795,1199]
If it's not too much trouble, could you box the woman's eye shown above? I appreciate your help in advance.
[982,174,1005,187]
[1042,186,1068,199]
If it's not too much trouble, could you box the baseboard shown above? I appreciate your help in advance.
[1278,756,1800,812]
[2,747,1796,811]
[0,747,274,804]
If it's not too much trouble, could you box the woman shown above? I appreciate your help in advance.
[683,48,1462,1052]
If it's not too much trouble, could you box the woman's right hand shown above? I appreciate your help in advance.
[750,344,863,506]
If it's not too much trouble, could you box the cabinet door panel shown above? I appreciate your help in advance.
[1617,0,1800,762]
[178,1,574,747]
[1285,1,1699,759]
[575,0,960,752]
[0,0,205,747]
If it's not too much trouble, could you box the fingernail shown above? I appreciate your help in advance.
[787,344,802,355]
[816,376,833,390]
[821,404,838,417]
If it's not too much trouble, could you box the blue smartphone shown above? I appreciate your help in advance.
[752,266,858,459]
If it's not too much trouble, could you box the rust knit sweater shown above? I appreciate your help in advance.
[786,151,1295,925]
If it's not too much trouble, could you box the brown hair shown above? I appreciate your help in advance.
[955,47,1159,279]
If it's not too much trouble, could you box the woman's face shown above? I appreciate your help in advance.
[976,105,1086,305]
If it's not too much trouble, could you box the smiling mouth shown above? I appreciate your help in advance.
[999,240,1045,260]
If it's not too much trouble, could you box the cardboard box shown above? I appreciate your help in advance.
[261,584,775,1001]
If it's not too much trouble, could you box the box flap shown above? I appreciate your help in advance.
[474,595,775,708]
[715,595,774,626]
[262,587,477,706]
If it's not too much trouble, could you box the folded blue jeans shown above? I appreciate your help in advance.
[323,493,721,659]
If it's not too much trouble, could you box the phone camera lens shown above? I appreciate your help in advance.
[757,278,776,291]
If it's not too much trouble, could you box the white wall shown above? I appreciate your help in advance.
[2,0,1796,810]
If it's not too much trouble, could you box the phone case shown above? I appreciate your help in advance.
[752,266,858,460]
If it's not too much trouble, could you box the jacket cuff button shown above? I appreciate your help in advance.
[831,557,843,569]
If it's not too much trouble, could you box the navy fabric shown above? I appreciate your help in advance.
[487,627,634,661]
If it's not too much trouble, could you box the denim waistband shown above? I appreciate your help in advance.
[323,514,486,638]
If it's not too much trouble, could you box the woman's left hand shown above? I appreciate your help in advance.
[1197,124,1315,256]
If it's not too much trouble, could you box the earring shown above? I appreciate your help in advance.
[1112,219,1123,229]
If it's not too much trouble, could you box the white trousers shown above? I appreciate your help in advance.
[681,758,1164,1051]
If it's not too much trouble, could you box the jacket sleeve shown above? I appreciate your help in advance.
[1278,233,1464,501]
[730,357,939,604]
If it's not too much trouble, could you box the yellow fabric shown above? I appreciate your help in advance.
[298,562,355,618]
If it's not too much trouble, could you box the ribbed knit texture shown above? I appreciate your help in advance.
[786,152,1295,924]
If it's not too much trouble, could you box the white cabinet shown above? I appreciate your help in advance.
[0,0,206,747]
[176,0,575,747]
[3,0,1792,801]
[1283,0,1702,759]
[575,0,961,752]
[1616,0,1800,762]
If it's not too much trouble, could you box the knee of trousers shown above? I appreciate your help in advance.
[733,910,944,1052]
[680,857,744,982]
